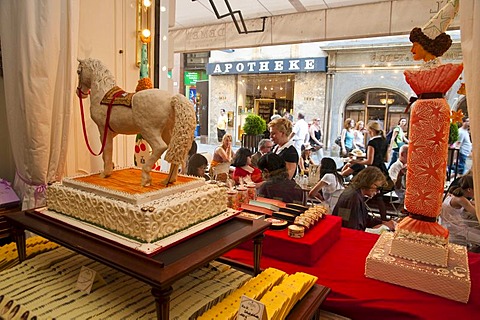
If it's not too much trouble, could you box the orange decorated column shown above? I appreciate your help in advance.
[396,97,451,238]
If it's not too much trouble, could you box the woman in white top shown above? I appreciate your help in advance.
[308,157,345,209]
[353,121,367,152]
[441,175,479,249]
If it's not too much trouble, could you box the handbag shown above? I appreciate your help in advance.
[335,135,342,147]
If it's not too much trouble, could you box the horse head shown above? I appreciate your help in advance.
[76,58,93,99]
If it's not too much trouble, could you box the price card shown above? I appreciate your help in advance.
[237,295,267,320]
[76,266,105,294]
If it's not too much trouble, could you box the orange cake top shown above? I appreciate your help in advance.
[73,168,198,195]
[62,168,205,205]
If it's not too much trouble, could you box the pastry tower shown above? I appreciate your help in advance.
[365,0,471,303]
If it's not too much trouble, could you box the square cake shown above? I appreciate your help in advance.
[46,168,228,243]
[389,230,449,267]
[365,232,471,303]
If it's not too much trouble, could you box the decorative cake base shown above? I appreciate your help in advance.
[365,232,471,303]
[390,232,449,267]
[34,208,239,255]
[47,168,228,243]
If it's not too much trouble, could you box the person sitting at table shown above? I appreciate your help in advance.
[441,175,479,250]
[257,153,303,203]
[308,157,345,209]
[186,153,210,181]
[251,138,274,168]
[232,147,263,186]
[388,144,408,204]
[332,166,395,231]
[340,156,364,180]
[210,133,235,181]
[299,143,315,175]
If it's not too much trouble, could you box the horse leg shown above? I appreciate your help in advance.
[164,164,179,186]
[100,130,115,178]
[141,135,167,187]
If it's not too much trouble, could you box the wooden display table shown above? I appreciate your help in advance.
[5,210,270,320]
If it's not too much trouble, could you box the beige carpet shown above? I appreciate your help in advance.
[0,247,250,320]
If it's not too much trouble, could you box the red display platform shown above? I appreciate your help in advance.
[239,215,342,266]
[225,228,480,320]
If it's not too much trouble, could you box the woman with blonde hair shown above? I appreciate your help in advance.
[353,120,367,152]
[268,117,299,179]
[340,118,356,156]
[210,133,234,181]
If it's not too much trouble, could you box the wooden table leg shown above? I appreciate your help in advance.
[252,234,264,276]
[151,286,173,320]
[11,226,26,262]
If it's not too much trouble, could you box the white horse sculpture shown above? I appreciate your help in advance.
[76,58,196,186]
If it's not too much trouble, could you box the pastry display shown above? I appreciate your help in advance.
[288,225,305,238]
[46,168,228,243]
[265,217,289,230]
[365,0,471,302]
[198,268,317,320]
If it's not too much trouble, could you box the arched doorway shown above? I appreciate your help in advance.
[344,89,409,133]
[455,97,468,118]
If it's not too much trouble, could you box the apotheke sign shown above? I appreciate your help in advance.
[206,57,327,75]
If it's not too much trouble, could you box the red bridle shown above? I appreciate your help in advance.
[76,86,122,157]
[76,86,91,98]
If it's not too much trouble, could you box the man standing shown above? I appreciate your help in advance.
[456,117,472,174]
[290,111,309,156]
[216,109,228,142]
[251,138,274,168]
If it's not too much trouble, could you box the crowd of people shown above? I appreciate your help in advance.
[182,108,474,247]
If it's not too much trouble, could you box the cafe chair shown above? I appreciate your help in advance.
[210,162,231,182]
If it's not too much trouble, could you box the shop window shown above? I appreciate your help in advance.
[236,74,295,141]
[345,89,409,132]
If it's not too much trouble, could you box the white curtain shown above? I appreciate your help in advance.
[460,0,479,221]
[0,0,79,209]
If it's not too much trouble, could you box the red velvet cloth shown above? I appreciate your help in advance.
[238,215,341,266]
[224,228,480,319]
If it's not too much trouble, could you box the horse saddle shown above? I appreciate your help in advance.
[100,86,134,107]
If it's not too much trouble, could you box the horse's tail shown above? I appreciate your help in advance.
[164,94,196,165]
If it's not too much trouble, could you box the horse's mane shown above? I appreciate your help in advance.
[82,58,116,91]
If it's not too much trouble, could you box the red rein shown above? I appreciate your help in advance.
[76,87,121,156]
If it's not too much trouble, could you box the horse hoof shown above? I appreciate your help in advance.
[161,178,173,186]
[100,172,111,178]
[141,177,152,187]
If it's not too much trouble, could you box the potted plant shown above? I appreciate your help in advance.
[242,114,267,152]
[448,122,459,146]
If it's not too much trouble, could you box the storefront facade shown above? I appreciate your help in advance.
[178,33,465,147]
[323,34,465,152]
[203,44,328,144]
